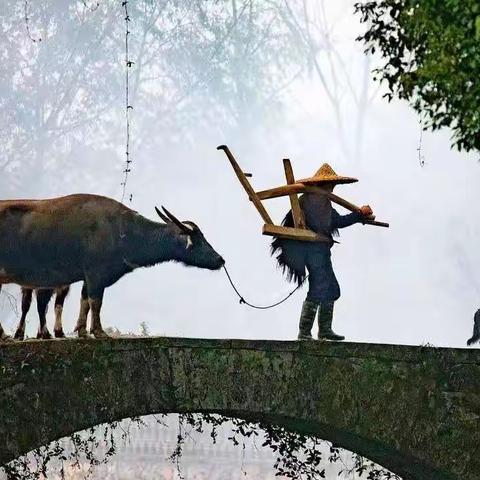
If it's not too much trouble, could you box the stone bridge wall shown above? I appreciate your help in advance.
[0,337,479,480]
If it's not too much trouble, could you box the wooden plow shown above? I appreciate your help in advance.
[217,145,389,242]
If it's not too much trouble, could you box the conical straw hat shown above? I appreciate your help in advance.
[297,163,358,185]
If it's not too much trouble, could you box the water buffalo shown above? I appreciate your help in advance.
[0,194,224,339]
[13,286,71,340]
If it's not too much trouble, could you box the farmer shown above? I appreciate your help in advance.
[271,164,374,341]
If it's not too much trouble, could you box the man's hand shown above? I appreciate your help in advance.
[360,205,375,220]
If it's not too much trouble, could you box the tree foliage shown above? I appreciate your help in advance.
[355,0,480,152]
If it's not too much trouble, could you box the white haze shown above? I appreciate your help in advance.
[1,0,479,352]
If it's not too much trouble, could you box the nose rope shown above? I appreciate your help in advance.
[222,265,307,310]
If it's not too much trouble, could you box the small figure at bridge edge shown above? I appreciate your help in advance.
[271,164,374,341]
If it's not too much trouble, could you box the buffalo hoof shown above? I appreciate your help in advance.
[37,328,52,340]
[14,329,25,341]
[76,327,90,339]
[54,329,66,339]
[91,329,110,339]
[0,333,13,343]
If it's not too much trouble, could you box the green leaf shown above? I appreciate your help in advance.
[356,1,480,152]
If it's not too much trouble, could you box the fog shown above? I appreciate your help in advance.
[1,0,478,349]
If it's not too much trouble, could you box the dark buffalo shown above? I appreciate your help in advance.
[0,194,224,339]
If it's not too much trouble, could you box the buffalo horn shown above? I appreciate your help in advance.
[161,206,194,233]
[155,206,171,224]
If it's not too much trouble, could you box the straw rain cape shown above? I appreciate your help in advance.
[270,194,339,286]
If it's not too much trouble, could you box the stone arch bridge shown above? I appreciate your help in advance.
[0,337,479,479]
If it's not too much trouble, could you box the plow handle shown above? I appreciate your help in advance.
[217,145,273,225]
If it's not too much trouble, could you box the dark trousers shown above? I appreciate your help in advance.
[304,244,340,303]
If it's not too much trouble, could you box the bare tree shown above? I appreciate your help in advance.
[272,0,379,163]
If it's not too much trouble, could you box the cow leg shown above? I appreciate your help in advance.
[36,289,54,340]
[87,284,109,339]
[74,283,90,338]
[0,286,3,340]
[0,285,11,342]
[0,324,7,340]
[14,288,33,340]
[0,323,10,341]
[54,286,70,338]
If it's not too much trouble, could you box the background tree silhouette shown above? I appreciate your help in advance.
[0,0,307,193]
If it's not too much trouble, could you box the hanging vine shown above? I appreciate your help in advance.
[82,1,101,13]
[24,0,42,43]
[120,0,134,204]
[417,124,426,168]
[1,414,401,480]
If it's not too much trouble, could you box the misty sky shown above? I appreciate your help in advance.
[0,0,479,350]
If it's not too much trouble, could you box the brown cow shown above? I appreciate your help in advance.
[0,194,224,339]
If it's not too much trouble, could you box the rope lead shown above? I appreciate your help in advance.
[222,266,307,310]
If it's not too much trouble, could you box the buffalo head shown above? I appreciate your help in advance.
[156,206,224,271]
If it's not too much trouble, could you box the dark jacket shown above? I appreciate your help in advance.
[271,193,362,301]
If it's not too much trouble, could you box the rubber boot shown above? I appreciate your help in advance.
[297,300,318,340]
[317,302,345,341]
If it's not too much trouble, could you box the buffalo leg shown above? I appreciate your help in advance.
[74,283,90,338]
[54,286,70,338]
[86,283,108,338]
[0,289,9,340]
[0,324,7,340]
[14,288,33,340]
[36,289,54,340]
[0,285,4,340]
[0,285,11,341]
[0,322,9,341]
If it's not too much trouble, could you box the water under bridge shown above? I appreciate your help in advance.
[0,337,479,480]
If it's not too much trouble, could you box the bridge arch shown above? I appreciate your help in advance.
[1,337,478,479]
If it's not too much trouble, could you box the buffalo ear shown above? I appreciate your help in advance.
[155,206,171,224]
